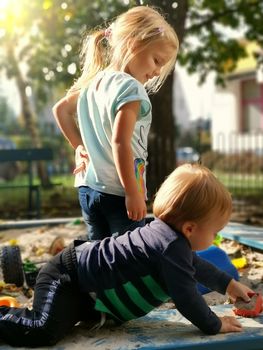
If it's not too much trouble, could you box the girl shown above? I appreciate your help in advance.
[53,6,179,240]
[0,164,256,347]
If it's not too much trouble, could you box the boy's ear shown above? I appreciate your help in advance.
[181,221,197,239]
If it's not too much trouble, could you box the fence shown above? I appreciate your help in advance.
[207,131,263,220]
[0,132,262,220]
[146,132,263,218]
[206,131,263,197]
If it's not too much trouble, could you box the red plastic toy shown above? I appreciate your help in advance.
[233,292,263,317]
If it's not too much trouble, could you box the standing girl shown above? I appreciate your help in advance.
[53,6,179,240]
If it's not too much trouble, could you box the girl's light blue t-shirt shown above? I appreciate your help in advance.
[75,71,152,198]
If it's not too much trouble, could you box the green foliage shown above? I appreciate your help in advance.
[180,0,263,84]
[0,0,258,106]
[0,0,130,112]
[1,1,263,109]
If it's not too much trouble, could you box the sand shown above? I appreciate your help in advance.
[0,220,262,305]
[0,219,262,350]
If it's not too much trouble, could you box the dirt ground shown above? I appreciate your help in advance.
[0,219,262,308]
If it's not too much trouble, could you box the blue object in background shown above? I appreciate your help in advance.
[197,245,239,294]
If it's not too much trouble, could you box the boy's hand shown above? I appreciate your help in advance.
[125,193,147,221]
[73,145,89,174]
[227,280,263,317]
[219,316,242,333]
[226,279,254,303]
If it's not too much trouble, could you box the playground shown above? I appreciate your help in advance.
[0,218,262,350]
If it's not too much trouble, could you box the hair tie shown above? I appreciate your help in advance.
[142,27,165,40]
[104,27,112,38]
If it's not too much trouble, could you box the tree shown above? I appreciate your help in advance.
[0,1,55,184]
[1,2,35,142]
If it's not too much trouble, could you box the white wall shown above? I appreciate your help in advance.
[211,79,263,153]
[211,80,240,152]
[173,65,215,129]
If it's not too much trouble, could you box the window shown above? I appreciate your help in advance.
[241,79,263,133]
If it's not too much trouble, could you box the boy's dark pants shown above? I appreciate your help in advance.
[0,245,98,347]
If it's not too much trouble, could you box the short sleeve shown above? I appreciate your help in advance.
[113,76,151,118]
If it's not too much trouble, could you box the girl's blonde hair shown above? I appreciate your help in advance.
[153,163,232,230]
[69,6,179,94]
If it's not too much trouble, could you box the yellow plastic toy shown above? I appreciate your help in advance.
[231,257,247,269]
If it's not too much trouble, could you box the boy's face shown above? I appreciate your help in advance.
[125,40,174,84]
[182,213,230,251]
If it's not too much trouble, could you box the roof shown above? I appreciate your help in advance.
[226,41,261,80]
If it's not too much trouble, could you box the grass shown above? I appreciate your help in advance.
[0,174,80,219]
[0,174,75,187]
[215,171,263,197]
[1,171,263,219]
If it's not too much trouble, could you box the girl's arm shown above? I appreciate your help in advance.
[52,92,83,149]
[112,101,147,221]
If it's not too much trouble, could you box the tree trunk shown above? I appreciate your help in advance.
[147,0,189,199]
[7,44,51,186]
[147,75,175,197]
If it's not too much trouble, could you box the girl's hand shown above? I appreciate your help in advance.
[125,192,147,221]
[219,316,242,333]
[226,279,253,303]
[73,145,89,174]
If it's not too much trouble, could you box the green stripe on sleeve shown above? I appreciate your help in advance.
[123,281,154,313]
[141,275,169,302]
[104,289,136,320]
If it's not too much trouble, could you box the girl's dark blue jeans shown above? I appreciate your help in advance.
[78,186,145,240]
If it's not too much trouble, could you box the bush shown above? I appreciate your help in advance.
[200,151,224,170]
[201,150,263,173]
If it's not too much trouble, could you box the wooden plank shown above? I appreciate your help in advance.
[3,304,259,350]
[220,222,263,250]
[0,217,78,230]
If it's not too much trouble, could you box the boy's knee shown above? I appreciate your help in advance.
[0,324,61,347]
[31,327,63,346]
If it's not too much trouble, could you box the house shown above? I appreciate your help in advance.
[211,41,263,154]
[173,65,215,131]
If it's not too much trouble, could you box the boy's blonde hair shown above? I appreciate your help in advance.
[153,164,232,230]
[69,6,179,94]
